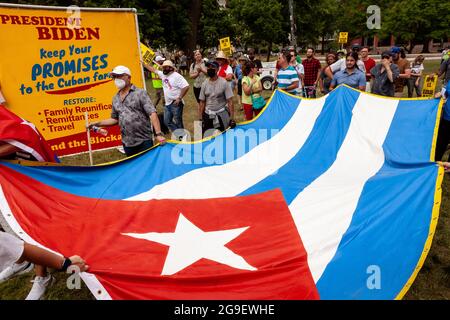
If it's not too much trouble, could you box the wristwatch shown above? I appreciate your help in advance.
[155,132,164,137]
[60,257,72,272]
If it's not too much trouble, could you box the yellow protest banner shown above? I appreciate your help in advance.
[140,42,155,66]
[0,4,145,156]
[339,32,348,44]
[421,74,438,98]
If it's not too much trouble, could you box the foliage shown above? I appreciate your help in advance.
[1,0,448,56]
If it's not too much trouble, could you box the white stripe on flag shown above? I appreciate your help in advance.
[127,96,327,200]
[289,93,399,282]
[4,139,45,162]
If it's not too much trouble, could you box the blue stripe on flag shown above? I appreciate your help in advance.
[1,90,301,199]
[316,98,441,299]
[240,86,361,203]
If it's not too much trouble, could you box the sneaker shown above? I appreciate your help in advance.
[0,261,34,283]
[25,274,55,300]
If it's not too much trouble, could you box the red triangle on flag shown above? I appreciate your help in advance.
[0,164,319,300]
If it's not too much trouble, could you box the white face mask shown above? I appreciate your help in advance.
[114,78,126,90]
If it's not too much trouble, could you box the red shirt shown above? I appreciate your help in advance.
[363,58,376,81]
[302,58,321,86]
[218,64,230,78]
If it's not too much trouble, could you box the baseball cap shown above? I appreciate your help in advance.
[110,65,131,76]
[390,46,401,54]
[206,61,219,69]
[155,56,165,62]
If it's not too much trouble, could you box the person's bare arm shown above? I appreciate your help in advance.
[283,80,299,92]
[150,112,166,144]
[315,67,322,85]
[143,63,157,74]
[319,76,324,92]
[175,85,190,106]
[199,100,206,120]
[17,243,88,272]
[324,66,334,79]
[189,65,199,79]
[399,67,411,79]
[89,118,118,128]
[252,79,263,94]
[0,142,20,158]
[242,81,251,96]
[382,60,395,82]
[227,97,234,120]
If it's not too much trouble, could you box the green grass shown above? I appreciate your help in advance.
[0,59,448,299]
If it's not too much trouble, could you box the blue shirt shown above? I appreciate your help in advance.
[331,68,366,89]
[277,66,299,94]
[235,64,243,81]
[443,81,450,121]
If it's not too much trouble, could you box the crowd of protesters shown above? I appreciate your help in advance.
[136,45,449,157]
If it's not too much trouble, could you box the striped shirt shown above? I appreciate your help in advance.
[277,66,299,94]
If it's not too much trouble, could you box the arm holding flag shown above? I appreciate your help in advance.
[0,141,20,158]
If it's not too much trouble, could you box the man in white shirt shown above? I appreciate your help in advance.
[145,60,190,140]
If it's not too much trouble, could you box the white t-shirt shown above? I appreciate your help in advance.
[410,63,424,75]
[0,232,24,271]
[292,63,305,91]
[330,59,366,74]
[157,71,189,106]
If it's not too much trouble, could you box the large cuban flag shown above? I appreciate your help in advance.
[0,85,444,300]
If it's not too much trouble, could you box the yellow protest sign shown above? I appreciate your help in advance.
[421,74,438,97]
[339,32,348,44]
[220,37,231,50]
[0,4,145,156]
[219,37,232,56]
[140,42,155,66]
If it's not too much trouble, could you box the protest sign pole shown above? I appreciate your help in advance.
[85,111,93,166]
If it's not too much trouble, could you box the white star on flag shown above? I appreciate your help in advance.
[122,213,257,275]
[21,120,39,135]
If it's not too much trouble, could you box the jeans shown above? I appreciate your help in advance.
[407,77,421,97]
[164,102,184,133]
[123,140,153,157]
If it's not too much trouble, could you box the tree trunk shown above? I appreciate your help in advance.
[407,40,415,54]
[321,35,325,55]
[185,0,202,56]
[421,38,430,53]
[267,43,272,62]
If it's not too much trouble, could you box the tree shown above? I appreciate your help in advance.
[381,0,449,53]
[230,0,284,61]
[197,0,239,52]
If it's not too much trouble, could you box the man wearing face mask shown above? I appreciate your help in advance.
[144,60,190,140]
[199,61,235,137]
[88,65,166,157]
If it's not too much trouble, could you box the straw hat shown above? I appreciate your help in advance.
[216,51,228,60]
[162,60,176,69]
